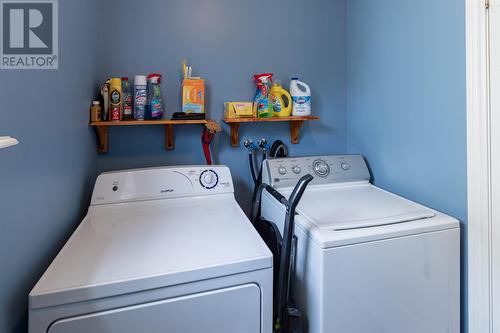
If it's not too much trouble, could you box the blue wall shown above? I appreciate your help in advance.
[97,0,348,212]
[0,1,469,332]
[346,0,467,330]
[0,1,347,331]
[0,1,101,332]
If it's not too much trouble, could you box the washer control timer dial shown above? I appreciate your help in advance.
[199,169,219,189]
[313,159,330,177]
[292,165,301,174]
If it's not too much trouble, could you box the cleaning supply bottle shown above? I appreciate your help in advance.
[90,101,101,122]
[270,82,292,117]
[121,77,133,120]
[134,75,147,120]
[253,73,273,118]
[109,78,122,121]
[290,77,312,116]
[147,73,164,120]
[100,80,109,121]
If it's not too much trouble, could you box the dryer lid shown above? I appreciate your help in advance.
[29,194,272,309]
[292,184,436,231]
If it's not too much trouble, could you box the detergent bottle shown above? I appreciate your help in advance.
[270,82,292,117]
[253,73,273,118]
[290,78,312,116]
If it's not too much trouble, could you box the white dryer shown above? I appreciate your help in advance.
[261,155,460,333]
[29,166,273,333]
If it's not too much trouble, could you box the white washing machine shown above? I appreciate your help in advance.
[261,155,460,333]
[29,166,273,333]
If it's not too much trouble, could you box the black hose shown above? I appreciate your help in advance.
[250,139,286,219]
[249,152,258,184]
[252,150,266,206]
[269,140,287,158]
[251,184,266,224]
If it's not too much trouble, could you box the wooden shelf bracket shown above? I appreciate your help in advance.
[229,123,240,148]
[165,124,174,150]
[95,126,108,153]
[290,120,304,144]
[90,119,211,153]
[222,116,319,148]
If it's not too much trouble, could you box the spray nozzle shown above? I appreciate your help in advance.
[254,73,273,84]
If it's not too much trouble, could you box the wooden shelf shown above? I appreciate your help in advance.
[90,119,209,153]
[222,116,319,147]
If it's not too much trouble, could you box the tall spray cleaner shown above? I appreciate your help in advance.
[253,73,273,118]
[147,73,164,120]
[290,77,312,116]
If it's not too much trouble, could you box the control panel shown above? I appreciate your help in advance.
[91,166,233,205]
[262,155,371,188]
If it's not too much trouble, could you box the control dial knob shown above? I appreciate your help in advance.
[313,159,330,177]
[199,169,219,189]
[278,166,287,175]
[292,165,301,174]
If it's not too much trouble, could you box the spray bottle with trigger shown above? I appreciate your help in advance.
[253,73,274,118]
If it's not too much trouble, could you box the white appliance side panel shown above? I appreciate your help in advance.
[293,225,324,333]
[318,229,460,333]
[48,284,261,333]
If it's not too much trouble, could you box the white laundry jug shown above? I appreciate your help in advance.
[290,78,311,116]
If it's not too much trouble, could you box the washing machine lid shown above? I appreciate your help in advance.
[275,183,459,248]
[29,194,272,309]
[295,183,436,231]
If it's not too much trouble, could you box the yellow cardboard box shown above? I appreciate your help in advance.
[224,102,255,118]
